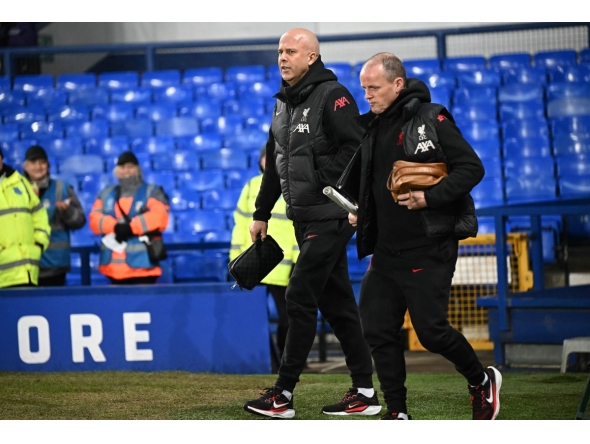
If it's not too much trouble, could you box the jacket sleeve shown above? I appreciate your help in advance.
[58,185,87,230]
[24,178,51,250]
[89,193,118,235]
[253,128,283,222]
[424,115,485,209]
[315,87,365,188]
[129,186,170,235]
[229,179,253,261]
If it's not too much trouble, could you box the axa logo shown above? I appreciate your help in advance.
[301,108,310,122]
[293,123,310,133]
[334,96,350,111]
[414,140,436,154]
[418,124,427,141]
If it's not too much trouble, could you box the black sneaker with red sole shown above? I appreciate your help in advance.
[469,366,502,420]
[243,386,295,419]
[322,387,382,416]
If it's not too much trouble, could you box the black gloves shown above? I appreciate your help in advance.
[114,223,133,243]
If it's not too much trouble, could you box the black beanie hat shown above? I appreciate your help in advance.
[117,151,139,166]
[25,145,49,162]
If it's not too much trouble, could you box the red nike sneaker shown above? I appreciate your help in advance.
[243,386,295,419]
[469,366,502,420]
[322,387,382,416]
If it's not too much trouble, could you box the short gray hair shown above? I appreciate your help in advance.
[363,52,407,86]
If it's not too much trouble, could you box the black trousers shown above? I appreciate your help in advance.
[39,272,67,287]
[109,276,158,285]
[359,236,484,413]
[275,219,374,393]
[267,284,288,356]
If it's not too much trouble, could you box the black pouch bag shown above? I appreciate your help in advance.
[141,230,168,262]
[228,235,284,290]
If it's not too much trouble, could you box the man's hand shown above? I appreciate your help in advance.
[249,220,268,242]
[55,199,71,211]
[397,190,427,210]
[348,213,358,227]
[114,223,133,243]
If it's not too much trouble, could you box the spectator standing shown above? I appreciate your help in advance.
[89,151,169,285]
[340,53,501,420]
[23,145,86,286]
[0,147,50,288]
[243,28,379,419]
[229,145,300,372]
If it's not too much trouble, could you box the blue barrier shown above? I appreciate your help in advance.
[0,283,270,373]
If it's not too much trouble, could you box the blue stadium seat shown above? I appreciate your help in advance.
[245,114,272,133]
[68,87,109,106]
[504,156,555,179]
[224,98,266,118]
[98,71,139,89]
[0,90,26,108]
[223,128,267,151]
[443,56,486,72]
[0,123,19,142]
[53,172,80,191]
[469,138,501,159]
[56,73,97,90]
[176,209,228,234]
[507,216,561,263]
[550,115,590,138]
[201,188,242,210]
[59,154,105,176]
[201,148,249,170]
[505,176,557,203]
[225,168,258,189]
[26,89,68,109]
[135,103,178,122]
[1,138,37,163]
[200,115,244,135]
[85,136,130,157]
[502,66,548,85]
[199,81,238,101]
[141,70,180,88]
[91,103,135,122]
[110,119,154,138]
[79,173,115,195]
[0,77,10,91]
[488,53,531,72]
[580,48,590,64]
[547,97,590,118]
[152,150,200,172]
[502,136,551,158]
[155,117,199,137]
[13,74,54,92]
[173,251,228,282]
[2,106,46,124]
[324,62,353,81]
[418,72,456,89]
[453,86,497,106]
[429,86,452,109]
[480,156,502,179]
[177,170,224,192]
[47,105,90,123]
[548,64,590,83]
[451,103,497,121]
[498,84,544,104]
[457,120,500,145]
[471,178,504,209]
[66,120,109,140]
[110,87,152,105]
[240,81,276,100]
[45,137,84,159]
[266,65,283,82]
[225,65,266,83]
[152,85,194,104]
[558,175,590,199]
[456,69,502,87]
[546,82,590,101]
[19,121,64,140]
[501,118,549,141]
[182,67,224,86]
[176,133,223,152]
[556,153,590,177]
[499,102,545,121]
[552,133,590,157]
[178,100,222,120]
[131,135,175,155]
[404,58,441,76]
[533,50,577,70]
[143,171,176,193]
[168,188,201,212]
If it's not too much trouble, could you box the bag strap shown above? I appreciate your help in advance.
[115,186,132,223]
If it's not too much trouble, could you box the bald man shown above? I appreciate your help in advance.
[244,28,379,419]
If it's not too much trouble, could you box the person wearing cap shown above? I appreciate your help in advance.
[23,145,86,286]
[89,151,170,284]
[0,146,51,288]
[229,146,300,372]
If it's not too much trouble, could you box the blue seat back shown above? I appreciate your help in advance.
[59,154,105,175]
[68,87,109,106]
[98,71,139,89]
[110,87,152,105]
[201,148,248,170]
[13,74,54,92]
[131,135,175,155]
[547,97,590,118]
[502,66,548,85]
[504,156,555,179]
[168,188,201,212]
[503,136,551,158]
[552,134,590,157]
[471,178,504,208]
[457,69,502,87]
[404,58,441,76]
[225,65,266,83]
[499,102,545,121]
[488,53,531,71]
[45,137,84,159]
[176,133,223,152]
[91,103,135,122]
[136,103,178,122]
[141,70,180,88]
[502,118,549,140]
[177,170,224,192]
[182,67,223,86]
[155,117,199,137]
[56,73,97,90]
[533,50,577,70]
[443,56,486,72]
[201,188,242,210]
[498,84,544,104]
[110,119,154,138]
[85,136,130,157]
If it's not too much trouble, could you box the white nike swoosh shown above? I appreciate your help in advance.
[485,387,494,404]
[273,401,288,408]
[275,110,282,116]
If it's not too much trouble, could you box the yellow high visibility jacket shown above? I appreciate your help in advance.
[0,166,51,287]
[230,174,299,287]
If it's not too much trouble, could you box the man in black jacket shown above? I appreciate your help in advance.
[243,28,379,419]
[341,53,502,420]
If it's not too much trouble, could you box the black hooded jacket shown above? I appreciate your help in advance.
[339,78,485,260]
[253,56,364,223]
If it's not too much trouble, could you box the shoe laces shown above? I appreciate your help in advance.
[259,386,283,403]
[338,388,359,404]
[469,384,487,410]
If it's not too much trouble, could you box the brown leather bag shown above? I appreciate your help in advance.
[386,161,448,202]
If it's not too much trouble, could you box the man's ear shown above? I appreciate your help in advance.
[308,52,318,66]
